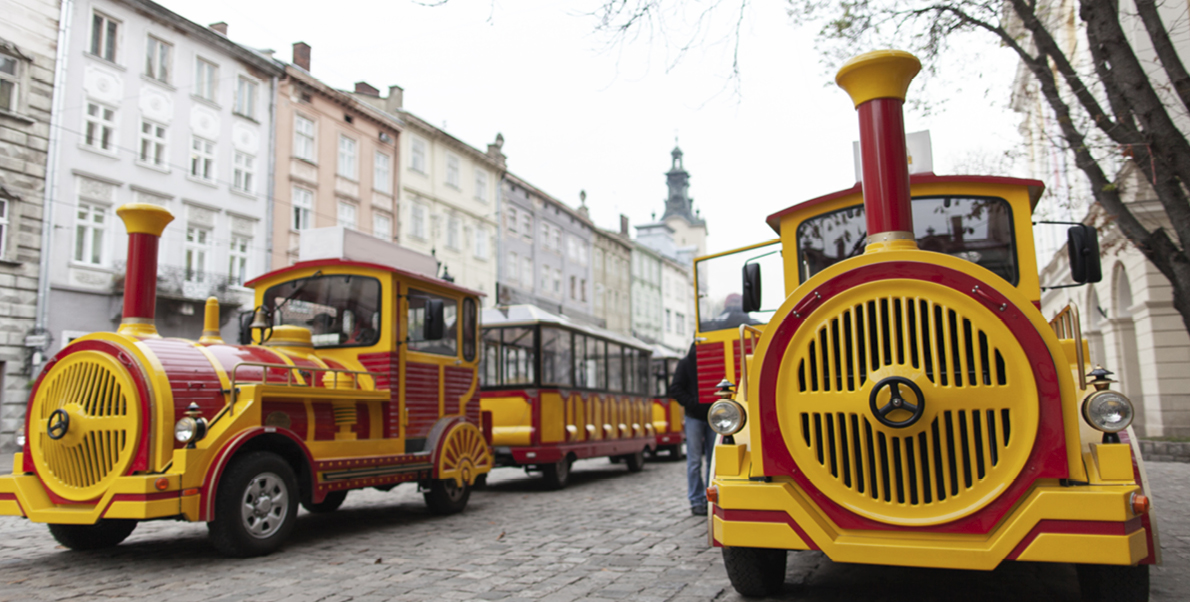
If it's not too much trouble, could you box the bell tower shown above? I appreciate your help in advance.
[658,144,707,257]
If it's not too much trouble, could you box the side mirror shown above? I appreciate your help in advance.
[1068,224,1103,284]
[423,298,446,340]
[742,263,762,313]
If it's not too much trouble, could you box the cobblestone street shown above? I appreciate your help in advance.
[0,456,1186,602]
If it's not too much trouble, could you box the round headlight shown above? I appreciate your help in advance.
[708,400,746,436]
[15,426,25,448]
[174,417,199,443]
[1082,391,1134,433]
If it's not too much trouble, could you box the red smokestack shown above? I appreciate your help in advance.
[116,204,174,337]
[836,51,922,246]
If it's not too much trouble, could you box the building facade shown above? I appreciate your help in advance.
[631,242,662,344]
[660,255,695,351]
[44,2,282,353]
[270,46,400,269]
[592,216,633,336]
[0,0,60,450]
[499,174,596,323]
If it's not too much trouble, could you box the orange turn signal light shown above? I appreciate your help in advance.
[1131,492,1150,515]
[183,488,200,496]
[154,478,169,491]
[706,486,719,505]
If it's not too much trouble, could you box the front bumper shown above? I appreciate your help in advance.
[0,453,184,524]
[711,477,1151,570]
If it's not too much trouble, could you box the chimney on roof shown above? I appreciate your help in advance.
[293,42,311,71]
[354,81,380,97]
[387,85,403,113]
[209,22,228,35]
[620,214,629,236]
[487,133,506,168]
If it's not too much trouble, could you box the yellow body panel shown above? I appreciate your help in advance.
[1016,530,1148,564]
[483,396,534,446]
[713,515,811,550]
[715,444,747,477]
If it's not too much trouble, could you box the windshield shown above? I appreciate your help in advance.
[696,240,785,333]
[264,274,382,348]
[796,196,1018,285]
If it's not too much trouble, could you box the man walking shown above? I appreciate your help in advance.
[668,343,714,516]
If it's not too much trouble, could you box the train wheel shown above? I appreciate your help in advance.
[208,452,298,558]
[301,490,347,514]
[47,519,137,550]
[424,478,471,515]
[722,546,786,597]
[1076,563,1149,602]
[625,449,646,472]
[542,456,572,490]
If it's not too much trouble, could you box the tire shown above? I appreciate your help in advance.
[424,478,471,515]
[1076,563,1149,602]
[667,444,686,461]
[47,519,137,551]
[301,489,347,514]
[722,546,787,597]
[542,456,572,490]
[472,473,488,490]
[625,449,646,472]
[208,451,299,558]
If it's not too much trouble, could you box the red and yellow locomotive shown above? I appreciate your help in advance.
[702,50,1160,600]
[0,204,491,556]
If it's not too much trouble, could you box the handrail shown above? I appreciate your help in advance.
[737,324,764,401]
[223,362,378,415]
[1048,304,1086,391]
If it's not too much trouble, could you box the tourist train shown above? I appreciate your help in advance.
[700,50,1160,600]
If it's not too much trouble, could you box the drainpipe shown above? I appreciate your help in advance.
[32,0,74,369]
[265,74,278,274]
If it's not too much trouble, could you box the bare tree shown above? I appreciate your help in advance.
[593,0,1190,335]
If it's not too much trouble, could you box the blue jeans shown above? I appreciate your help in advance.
[685,416,716,507]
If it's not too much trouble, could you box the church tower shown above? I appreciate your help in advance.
[660,145,707,258]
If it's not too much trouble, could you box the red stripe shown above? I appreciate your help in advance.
[714,507,821,550]
[1006,517,1144,560]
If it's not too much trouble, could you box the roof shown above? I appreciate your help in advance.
[482,304,653,352]
[123,0,284,76]
[764,173,1046,233]
[243,258,486,298]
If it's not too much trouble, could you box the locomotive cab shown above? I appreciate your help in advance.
[0,205,492,557]
[707,50,1159,601]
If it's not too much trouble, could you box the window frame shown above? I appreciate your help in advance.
[184,225,212,283]
[234,76,258,119]
[90,12,120,62]
[228,235,250,286]
[410,136,427,173]
[374,151,392,194]
[337,134,358,180]
[474,168,488,202]
[83,101,117,154]
[293,114,316,162]
[189,136,215,182]
[233,151,256,194]
[445,152,460,188]
[0,53,21,114]
[337,200,358,230]
[411,202,427,239]
[194,57,218,101]
[144,35,172,84]
[292,186,313,231]
[137,118,167,168]
[372,211,392,240]
[73,202,110,266]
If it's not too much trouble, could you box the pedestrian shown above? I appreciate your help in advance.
[668,343,714,516]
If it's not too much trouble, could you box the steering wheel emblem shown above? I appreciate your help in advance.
[869,377,926,429]
[47,409,70,440]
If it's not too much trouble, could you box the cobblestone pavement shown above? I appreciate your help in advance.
[0,456,1185,601]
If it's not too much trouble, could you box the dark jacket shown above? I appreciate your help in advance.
[667,345,708,422]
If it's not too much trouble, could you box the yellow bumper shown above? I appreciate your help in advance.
[711,477,1149,570]
[0,453,183,524]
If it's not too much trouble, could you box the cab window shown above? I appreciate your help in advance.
[265,274,381,348]
[696,240,784,333]
[796,196,1018,285]
[407,289,457,356]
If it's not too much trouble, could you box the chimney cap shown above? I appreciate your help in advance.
[354,81,380,96]
[208,22,228,35]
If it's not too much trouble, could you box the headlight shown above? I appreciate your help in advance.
[708,400,746,436]
[1082,391,1134,433]
[174,417,200,444]
[15,426,25,448]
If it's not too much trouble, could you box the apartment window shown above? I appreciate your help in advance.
[338,135,357,179]
[292,187,313,230]
[594,283,604,310]
[90,12,119,62]
[594,249,603,270]
[411,203,426,239]
[138,120,167,167]
[228,236,250,286]
[581,279,587,302]
[446,215,460,250]
[540,223,549,249]
[553,269,561,294]
[676,312,685,335]
[374,151,392,194]
[570,275,576,300]
[74,203,109,265]
[666,309,672,332]
[195,57,217,101]
[410,137,426,173]
[540,265,549,292]
[144,36,171,83]
[475,169,488,202]
[233,152,255,194]
[234,76,257,119]
[522,256,533,289]
[579,244,588,265]
[567,236,577,260]
[83,102,115,152]
[190,137,215,181]
[185,226,210,283]
[521,214,531,239]
[508,251,519,282]
[337,201,357,230]
[373,212,392,240]
[507,207,517,233]
[0,54,19,113]
[474,224,488,259]
[294,114,315,161]
[445,153,460,188]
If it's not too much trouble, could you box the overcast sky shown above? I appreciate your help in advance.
[156,0,1025,255]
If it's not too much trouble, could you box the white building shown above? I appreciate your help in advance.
[44,1,282,353]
